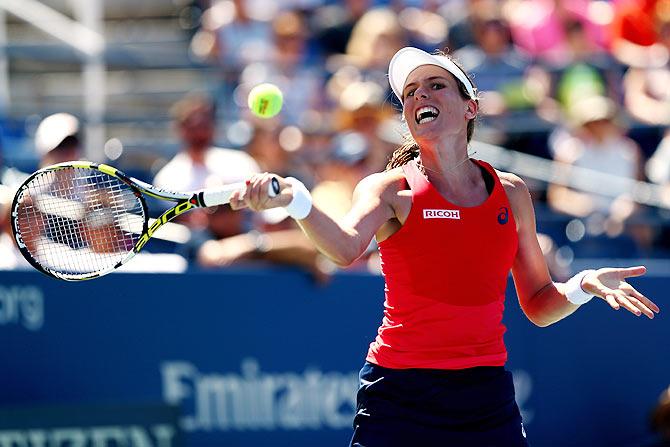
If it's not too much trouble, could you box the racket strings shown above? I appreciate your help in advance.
[15,167,145,276]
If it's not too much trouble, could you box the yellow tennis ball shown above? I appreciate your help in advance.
[248,83,283,118]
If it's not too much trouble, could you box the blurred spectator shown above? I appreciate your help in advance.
[623,19,670,126]
[190,1,276,126]
[547,95,643,221]
[645,130,670,254]
[331,7,409,93]
[245,123,301,178]
[454,10,531,118]
[446,0,495,51]
[155,94,259,191]
[333,80,397,173]
[7,113,113,261]
[239,9,326,125]
[312,0,371,56]
[555,18,621,106]
[647,130,670,185]
[153,94,260,229]
[0,153,28,189]
[270,9,315,66]
[197,208,331,283]
[191,0,273,68]
[394,2,449,51]
[609,0,670,68]
[15,113,87,253]
[506,0,609,65]
[516,5,622,133]
[312,131,369,219]
[0,165,26,189]
[0,184,29,270]
[323,5,410,158]
[311,131,378,272]
[346,7,407,75]
[34,113,82,166]
[624,205,669,258]
[293,113,335,176]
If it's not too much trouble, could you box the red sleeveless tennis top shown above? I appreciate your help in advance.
[366,159,518,369]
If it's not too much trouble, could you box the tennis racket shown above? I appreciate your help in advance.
[11,161,279,281]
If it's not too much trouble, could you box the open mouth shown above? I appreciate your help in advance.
[415,106,439,124]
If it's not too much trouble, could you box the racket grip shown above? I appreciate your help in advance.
[201,182,245,206]
[201,177,281,206]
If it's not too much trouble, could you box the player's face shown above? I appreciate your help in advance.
[401,65,470,143]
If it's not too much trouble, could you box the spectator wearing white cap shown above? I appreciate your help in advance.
[34,113,81,167]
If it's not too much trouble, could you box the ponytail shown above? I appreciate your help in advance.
[385,139,420,171]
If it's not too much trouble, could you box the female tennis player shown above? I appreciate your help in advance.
[230,47,660,446]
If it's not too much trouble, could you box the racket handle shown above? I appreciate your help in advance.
[201,177,282,206]
[201,182,245,206]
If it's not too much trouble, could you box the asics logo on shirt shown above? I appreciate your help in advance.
[423,209,460,219]
[497,207,509,225]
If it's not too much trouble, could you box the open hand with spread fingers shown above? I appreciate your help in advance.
[581,266,660,318]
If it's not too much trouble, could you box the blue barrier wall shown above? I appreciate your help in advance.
[0,269,667,447]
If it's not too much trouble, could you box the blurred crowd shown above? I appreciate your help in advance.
[2,0,670,280]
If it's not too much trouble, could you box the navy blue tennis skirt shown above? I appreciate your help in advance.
[350,362,529,447]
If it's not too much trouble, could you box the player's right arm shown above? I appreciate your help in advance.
[295,173,399,266]
[231,171,401,267]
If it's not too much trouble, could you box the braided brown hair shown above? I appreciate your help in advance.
[385,51,478,171]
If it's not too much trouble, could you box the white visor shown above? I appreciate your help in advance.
[388,47,477,103]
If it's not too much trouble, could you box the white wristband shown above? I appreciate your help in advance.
[284,177,312,220]
[565,269,596,305]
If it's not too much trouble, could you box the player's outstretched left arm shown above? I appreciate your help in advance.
[504,173,660,326]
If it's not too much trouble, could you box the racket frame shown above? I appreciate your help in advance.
[11,161,245,281]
